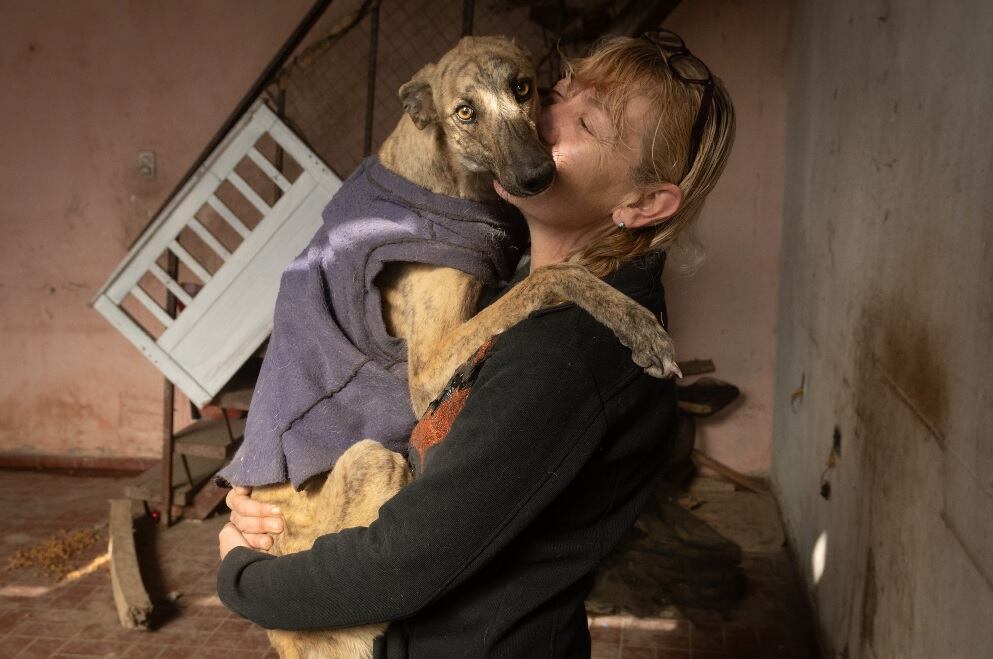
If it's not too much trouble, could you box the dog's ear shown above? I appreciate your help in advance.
[399,63,437,130]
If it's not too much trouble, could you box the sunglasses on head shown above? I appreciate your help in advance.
[642,29,715,176]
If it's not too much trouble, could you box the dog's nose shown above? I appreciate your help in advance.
[519,161,555,194]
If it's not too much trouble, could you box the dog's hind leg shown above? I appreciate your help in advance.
[250,440,413,659]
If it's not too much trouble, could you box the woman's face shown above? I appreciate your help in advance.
[494,78,648,234]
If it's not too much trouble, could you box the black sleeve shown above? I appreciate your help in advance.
[216,319,626,630]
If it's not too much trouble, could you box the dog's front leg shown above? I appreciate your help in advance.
[519,263,681,379]
[408,263,679,414]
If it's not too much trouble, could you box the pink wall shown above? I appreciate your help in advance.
[0,0,311,460]
[0,1,790,474]
[664,0,791,475]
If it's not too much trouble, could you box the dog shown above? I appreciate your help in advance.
[243,36,680,658]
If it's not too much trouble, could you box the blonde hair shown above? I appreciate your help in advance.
[561,35,736,278]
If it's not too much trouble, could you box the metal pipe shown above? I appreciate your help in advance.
[160,251,179,526]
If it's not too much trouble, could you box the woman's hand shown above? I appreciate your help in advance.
[218,522,251,560]
[225,486,284,550]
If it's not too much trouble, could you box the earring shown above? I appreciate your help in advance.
[617,222,626,230]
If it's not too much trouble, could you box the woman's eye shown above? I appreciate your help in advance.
[455,104,475,122]
[513,79,532,101]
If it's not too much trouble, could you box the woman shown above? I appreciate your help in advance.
[218,31,735,657]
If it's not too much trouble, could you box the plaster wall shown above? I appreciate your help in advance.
[664,0,791,476]
[773,1,993,657]
[0,0,312,459]
[0,0,790,471]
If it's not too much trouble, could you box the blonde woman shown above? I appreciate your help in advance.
[219,31,735,658]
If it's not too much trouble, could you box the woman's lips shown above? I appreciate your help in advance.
[493,178,512,201]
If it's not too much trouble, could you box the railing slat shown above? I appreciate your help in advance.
[188,217,233,261]
[228,171,272,216]
[247,147,291,192]
[146,263,194,308]
[168,240,213,285]
[207,195,251,239]
[130,286,174,329]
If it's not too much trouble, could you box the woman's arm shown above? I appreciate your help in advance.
[216,313,626,630]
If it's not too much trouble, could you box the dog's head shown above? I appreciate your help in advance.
[399,36,554,197]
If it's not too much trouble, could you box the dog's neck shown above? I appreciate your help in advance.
[378,116,500,203]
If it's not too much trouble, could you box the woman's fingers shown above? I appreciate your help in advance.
[243,532,274,550]
[230,509,284,534]
[225,486,283,520]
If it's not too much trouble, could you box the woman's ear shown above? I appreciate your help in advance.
[611,183,683,229]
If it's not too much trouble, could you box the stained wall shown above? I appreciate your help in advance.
[772,0,993,656]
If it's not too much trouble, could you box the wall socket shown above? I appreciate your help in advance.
[137,150,156,179]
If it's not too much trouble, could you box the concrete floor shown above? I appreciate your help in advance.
[0,469,819,658]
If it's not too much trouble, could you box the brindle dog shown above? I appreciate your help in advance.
[250,36,680,659]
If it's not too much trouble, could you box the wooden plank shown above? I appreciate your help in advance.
[124,454,225,506]
[677,359,716,376]
[172,417,246,460]
[108,499,152,629]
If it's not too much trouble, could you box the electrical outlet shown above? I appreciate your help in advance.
[137,150,156,179]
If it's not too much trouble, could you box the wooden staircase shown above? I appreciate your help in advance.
[124,360,257,525]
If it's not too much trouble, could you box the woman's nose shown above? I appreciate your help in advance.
[537,104,558,146]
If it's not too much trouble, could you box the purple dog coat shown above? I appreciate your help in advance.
[217,156,527,489]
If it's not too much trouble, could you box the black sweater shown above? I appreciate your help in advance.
[217,253,678,658]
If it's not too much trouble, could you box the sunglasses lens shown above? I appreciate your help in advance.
[669,54,710,82]
[654,30,685,51]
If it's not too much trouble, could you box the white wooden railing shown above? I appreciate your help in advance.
[92,100,341,407]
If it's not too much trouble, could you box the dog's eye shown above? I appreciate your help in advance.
[455,104,475,122]
[513,79,532,102]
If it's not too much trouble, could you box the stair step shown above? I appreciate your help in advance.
[213,386,253,412]
[173,418,246,460]
[209,358,261,412]
[185,479,231,520]
[124,454,226,506]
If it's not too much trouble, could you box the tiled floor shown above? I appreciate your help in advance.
[0,469,818,658]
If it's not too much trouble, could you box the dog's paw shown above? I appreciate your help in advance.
[616,310,680,380]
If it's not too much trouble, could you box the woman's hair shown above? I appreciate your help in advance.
[562,35,736,278]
